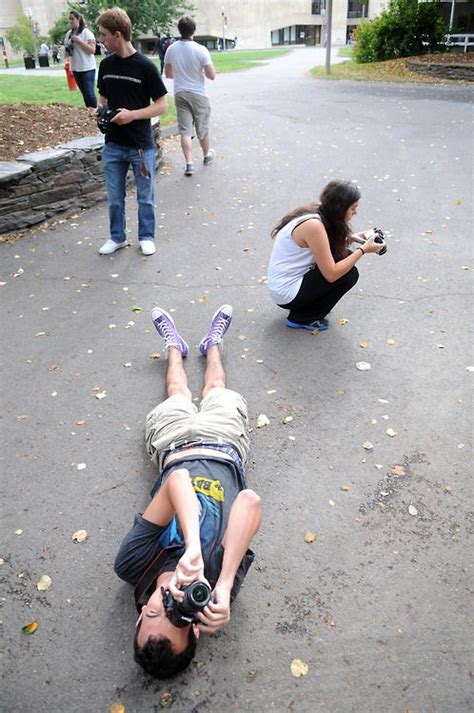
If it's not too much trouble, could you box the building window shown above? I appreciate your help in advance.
[312,0,324,14]
[347,0,368,19]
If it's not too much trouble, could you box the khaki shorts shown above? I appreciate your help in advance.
[175,91,211,140]
[145,387,250,470]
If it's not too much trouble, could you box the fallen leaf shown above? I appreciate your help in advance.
[36,574,52,591]
[76,420,85,426]
[329,499,335,507]
[15,528,23,535]
[356,361,371,371]
[374,464,383,469]
[110,704,126,713]
[359,340,369,349]
[282,416,293,424]
[338,318,349,326]
[340,485,349,492]
[363,440,374,450]
[386,428,397,437]
[22,620,38,635]
[72,529,88,543]
[198,295,207,303]
[131,305,142,313]
[76,463,87,471]
[149,352,161,360]
[123,362,132,368]
[466,366,474,372]
[386,338,395,346]
[95,391,106,400]
[304,531,316,543]
[390,465,406,477]
[290,658,309,677]
[256,414,270,428]
[408,505,418,516]
[16,414,29,421]
[160,692,173,708]
[455,199,462,205]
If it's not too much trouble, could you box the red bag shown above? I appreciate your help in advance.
[64,60,77,91]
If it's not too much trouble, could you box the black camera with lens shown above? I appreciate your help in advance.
[96,106,118,134]
[372,227,387,255]
[162,581,212,627]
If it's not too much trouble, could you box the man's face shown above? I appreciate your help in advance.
[136,586,200,653]
[98,26,122,54]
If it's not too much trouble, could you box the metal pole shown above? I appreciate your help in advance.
[325,0,333,76]
[221,8,226,51]
[449,0,456,31]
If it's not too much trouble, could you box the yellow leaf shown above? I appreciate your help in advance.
[362,441,374,450]
[131,305,142,313]
[198,295,207,303]
[390,465,406,477]
[455,199,461,206]
[340,485,349,492]
[160,692,173,708]
[22,620,39,635]
[290,658,309,677]
[149,352,161,360]
[338,318,349,326]
[386,338,395,346]
[110,704,126,713]
[386,428,397,437]
[36,574,52,591]
[359,340,369,349]
[304,531,316,543]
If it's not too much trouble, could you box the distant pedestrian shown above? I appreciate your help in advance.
[164,16,216,176]
[267,181,385,331]
[52,44,60,64]
[153,33,167,74]
[65,10,97,108]
[39,41,49,56]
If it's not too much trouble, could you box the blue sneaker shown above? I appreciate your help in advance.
[151,308,189,357]
[199,305,233,355]
[285,318,329,332]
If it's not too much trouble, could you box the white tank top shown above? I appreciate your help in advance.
[267,213,321,304]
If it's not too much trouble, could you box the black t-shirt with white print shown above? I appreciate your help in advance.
[97,51,167,148]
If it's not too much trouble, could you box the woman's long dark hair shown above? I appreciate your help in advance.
[271,181,361,261]
[69,10,86,33]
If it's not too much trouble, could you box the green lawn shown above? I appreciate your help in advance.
[0,75,177,125]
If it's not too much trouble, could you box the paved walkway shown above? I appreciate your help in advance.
[1,48,472,713]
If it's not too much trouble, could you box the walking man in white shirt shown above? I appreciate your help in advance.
[164,17,216,176]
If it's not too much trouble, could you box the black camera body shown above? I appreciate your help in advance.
[162,581,212,628]
[97,106,118,134]
[372,227,387,255]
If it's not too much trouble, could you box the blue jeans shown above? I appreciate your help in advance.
[72,69,97,108]
[102,142,156,244]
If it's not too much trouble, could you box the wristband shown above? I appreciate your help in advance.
[356,246,365,256]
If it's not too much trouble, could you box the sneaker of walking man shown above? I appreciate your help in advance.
[96,7,168,257]
[164,16,216,176]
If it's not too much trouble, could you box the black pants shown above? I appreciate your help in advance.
[279,265,359,324]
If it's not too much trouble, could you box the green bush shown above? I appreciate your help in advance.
[7,13,35,57]
[353,0,447,63]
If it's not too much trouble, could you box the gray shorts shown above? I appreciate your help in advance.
[145,387,250,471]
[175,91,211,140]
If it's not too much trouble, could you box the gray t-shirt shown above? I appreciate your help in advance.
[114,455,253,604]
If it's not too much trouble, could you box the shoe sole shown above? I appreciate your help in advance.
[285,319,329,332]
[151,308,189,357]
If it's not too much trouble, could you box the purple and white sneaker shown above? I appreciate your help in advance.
[199,305,233,356]
[151,308,189,357]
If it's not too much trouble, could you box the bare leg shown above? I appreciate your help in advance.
[166,347,192,400]
[199,134,210,157]
[180,135,193,164]
[202,344,226,397]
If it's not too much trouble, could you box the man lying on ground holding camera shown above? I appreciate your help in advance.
[114,305,262,678]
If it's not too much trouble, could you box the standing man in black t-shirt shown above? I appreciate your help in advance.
[96,8,167,257]
[114,304,262,678]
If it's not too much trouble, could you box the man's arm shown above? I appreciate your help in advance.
[164,62,174,79]
[142,468,205,595]
[198,489,262,634]
[111,95,167,125]
[203,63,216,81]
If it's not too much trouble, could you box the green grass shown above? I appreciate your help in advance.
[338,46,353,58]
[210,49,291,72]
[0,75,176,125]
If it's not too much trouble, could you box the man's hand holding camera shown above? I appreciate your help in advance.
[169,544,206,601]
[197,582,231,634]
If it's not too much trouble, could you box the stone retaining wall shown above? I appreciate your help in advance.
[0,120,162,235]
[406,59,474,81]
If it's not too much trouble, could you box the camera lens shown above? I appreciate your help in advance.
[191,584,209,603]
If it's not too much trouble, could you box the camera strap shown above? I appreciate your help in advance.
[134,544,181,613]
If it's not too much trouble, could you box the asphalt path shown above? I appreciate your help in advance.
[1,48,473,712]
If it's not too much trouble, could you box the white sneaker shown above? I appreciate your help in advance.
[99,239,127,255]
[140,240,156,256]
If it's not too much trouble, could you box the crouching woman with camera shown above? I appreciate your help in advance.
[65,11,97,108]
[267,180,384,331]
